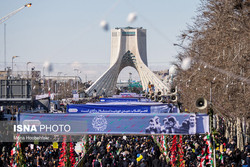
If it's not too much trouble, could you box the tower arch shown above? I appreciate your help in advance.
[86,27,170,96]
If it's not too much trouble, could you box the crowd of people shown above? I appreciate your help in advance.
[0,98,249,166]
[0,142,81,167]
[81,134,250,167]
[165,134,250,167]
[0,133,249,167]
[82,135,166,167]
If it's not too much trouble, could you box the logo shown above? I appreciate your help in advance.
[92,115,107,131]
[68,108,78,112]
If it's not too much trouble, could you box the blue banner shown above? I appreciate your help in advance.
[67,103,179,113]
[18,113,209,135]
[100,98,139,102]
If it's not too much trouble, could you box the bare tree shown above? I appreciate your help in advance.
[174,0,250,146]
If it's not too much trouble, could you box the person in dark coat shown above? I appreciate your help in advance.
[152,156,160,167]
[84,158,91,167]
[93,159,101,167]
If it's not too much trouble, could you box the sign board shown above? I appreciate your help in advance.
[18,113,209,135]
[67,103,179,113]
[73,94,79,101]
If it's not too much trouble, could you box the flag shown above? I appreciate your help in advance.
[11,134,21,167]
[59,135,67,167]
[11,147,16,156]
[220,154,223,164]
[115,140,119,147]
[170,135,177,166]
[162,135,167,152]
[179,136,184,167]
[107,143,111,150]
[200,133,212,166]
[70,142,76,166]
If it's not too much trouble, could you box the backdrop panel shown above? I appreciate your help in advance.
[18,113,209,135]
[67,103,179,113]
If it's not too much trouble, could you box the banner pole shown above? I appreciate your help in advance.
[213,140,216,167]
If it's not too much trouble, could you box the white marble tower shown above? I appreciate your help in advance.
[86,27,170,96]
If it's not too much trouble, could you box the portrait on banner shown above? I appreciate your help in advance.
[145,114,196,134]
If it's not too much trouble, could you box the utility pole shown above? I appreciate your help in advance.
[0,3,32,24]
[4,24,6,71]
[12,56,19,75]
[1,3,32,70]
[74,69,80,94]
[209,81,216,167]
[26,62,31,78]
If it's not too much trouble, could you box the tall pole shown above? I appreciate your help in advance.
[64,74,67,96]
[4,24,6,71]
[26,62,31,78]
[43,67,45,94]
[77,71,79,94]
[210,82,212,105]
[11,58,13,73]
[210,81,216,167]
[0,3,32,25]
[12,56,19,76]
[74,69,79,94]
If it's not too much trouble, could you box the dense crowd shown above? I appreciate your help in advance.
[173,135,249,167]
[0,142,81,167]
[83,135,165,167]
[0,134,249,167]
[81,134,250,167]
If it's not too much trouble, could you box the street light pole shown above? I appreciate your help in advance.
[26,62,31,78]
[74,69,80,94]
[4,24,6,71]
[209,81,216,167]
[64,74,67,95]
[0,3,32,25]
[12,56,19,75]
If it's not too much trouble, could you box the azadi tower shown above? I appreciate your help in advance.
[86,27,170,96]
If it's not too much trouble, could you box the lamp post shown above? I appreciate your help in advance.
[64,74,67,96]
[74,69,80,94]
[26,62,31,78]
[12,56,19,74]
[56,72,62,97]
[57,72,62,81]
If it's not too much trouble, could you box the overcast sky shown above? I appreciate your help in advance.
[0,0,200,81]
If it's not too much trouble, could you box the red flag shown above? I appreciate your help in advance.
[178,136,184,167]
[170,135,177,166]
[70,141,76,166]
[59,136,67,167]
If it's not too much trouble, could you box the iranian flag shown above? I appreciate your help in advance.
[11,147,16,156]
[220,154,224,164]
[162,135,167,155]
[199,133,212,166]
[107,143,111,150]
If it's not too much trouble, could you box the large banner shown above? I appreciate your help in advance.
[100,98,140,102]
[112,93,140,98]
[18,113,209,135]
[67,103,179,113]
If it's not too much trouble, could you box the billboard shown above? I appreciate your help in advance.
[18,113,209,135]
[100,98,139,102]
[67,103,179,113]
